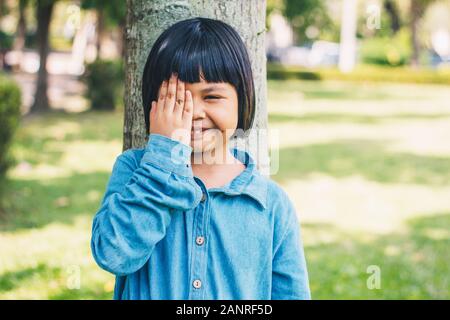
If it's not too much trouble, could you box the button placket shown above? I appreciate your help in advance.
[189,188,209,299]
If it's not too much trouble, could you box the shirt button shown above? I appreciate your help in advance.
[196,236,205,246]
[193,279,202,289]
[200,192,206,202]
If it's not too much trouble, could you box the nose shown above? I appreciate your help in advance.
[191,96,206,121]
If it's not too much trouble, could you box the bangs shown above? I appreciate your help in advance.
[148,20,242,91]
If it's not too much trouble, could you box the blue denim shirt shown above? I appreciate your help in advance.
[91,133,310,300]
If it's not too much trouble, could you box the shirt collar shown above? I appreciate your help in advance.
[206,146,268,210]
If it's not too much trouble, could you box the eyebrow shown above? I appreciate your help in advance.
[201,85,227,94]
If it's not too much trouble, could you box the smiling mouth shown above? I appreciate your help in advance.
[191,128,212,139]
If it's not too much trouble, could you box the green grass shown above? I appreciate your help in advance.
[0,110,121,299]
[304,213,450,299]
[268,63,450,85]
[275,141,450,186]
[269,112,450,124]
[1,80,449,299]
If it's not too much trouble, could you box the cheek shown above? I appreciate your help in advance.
[210,102,238,130]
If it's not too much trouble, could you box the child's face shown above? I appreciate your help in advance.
[184,77,238,154]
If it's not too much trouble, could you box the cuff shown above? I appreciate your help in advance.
[140,133,193,178]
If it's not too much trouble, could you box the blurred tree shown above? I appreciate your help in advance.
[266,0,283,17]
[410,0,436,66]
[384,0,401,34]
[339,0,357,72]
[0,0,11,69]
[81,0,126,58]
[30,0,56,113]
[108,2,126,58]
[266,0,284,29]
[282,0,332,43]
[0,0,6,20]
[13,0,28,52]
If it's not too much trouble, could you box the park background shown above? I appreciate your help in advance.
[0,0,449,299]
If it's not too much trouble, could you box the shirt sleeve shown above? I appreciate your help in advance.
[271,197,311,300]
[91,133,203,276]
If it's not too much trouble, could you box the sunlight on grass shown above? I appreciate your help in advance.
[304,213,450,299]
[283,174,450,233]
[0,215,114,299]
[269,118,450,157]
[8,111,123,179]
[268,79,450,116]
[1,110,121,299]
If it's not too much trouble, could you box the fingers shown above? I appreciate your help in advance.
[156,80,168,115]
[164,73,177,112]
[174,77,185,116]
[149,101,156,134]
[182,90,193,125]
[154,72,192,132]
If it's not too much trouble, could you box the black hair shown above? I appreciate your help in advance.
[141,17,256,138]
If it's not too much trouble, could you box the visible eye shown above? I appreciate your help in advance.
[205,95,221,100]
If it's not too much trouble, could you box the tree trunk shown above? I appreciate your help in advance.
[124,0,269,173]
[30,0,54,113]
[96,6,104,59]
[384,0,400,34]
[14,0,27,52]
[339,0,357,73]
[0,0,5,69]
[0,0,4,20]
[410,0,421,67]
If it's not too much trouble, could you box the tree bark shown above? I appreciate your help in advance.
[124,0,269,173]
[14,0,27,52]
[30,0,55,113]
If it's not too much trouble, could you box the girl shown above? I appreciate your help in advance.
[91,17,310,300]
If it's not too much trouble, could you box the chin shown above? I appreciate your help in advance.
[190,130,226,155]
[190,139,216,153]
